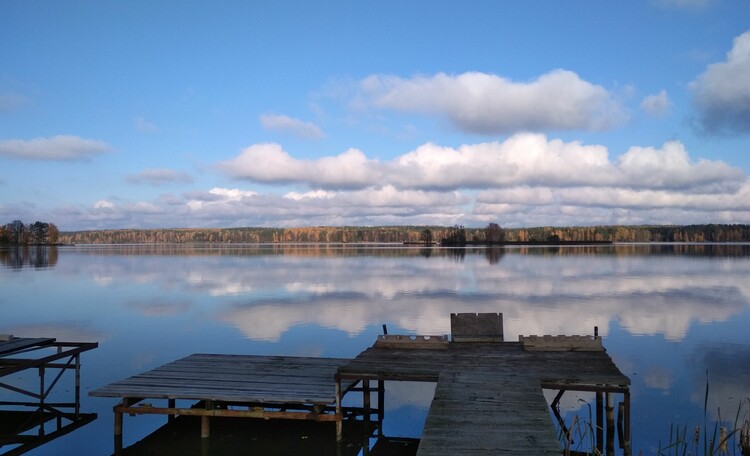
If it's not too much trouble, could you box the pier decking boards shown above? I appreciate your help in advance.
[91,354,356,406]
[339,341,629,455]
[0,336,98,454]
[91,314,631,455]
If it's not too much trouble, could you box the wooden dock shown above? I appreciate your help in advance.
[90,354,360,442]
[339,339,630,455]
[91,313,631,455]
[0,336,98,454]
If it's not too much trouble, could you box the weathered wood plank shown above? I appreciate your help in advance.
[90,354,353,405]
[93,334,630,456]
[0,337,56,357]
[338,339,629,455]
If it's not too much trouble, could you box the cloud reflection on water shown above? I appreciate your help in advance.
[690,344,750,421]
[201,249,750,342]
[54,245,750,342]
[4,244,748,452]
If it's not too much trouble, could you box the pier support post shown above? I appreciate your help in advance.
[606,393,615,456]
[596,391,604,454]
[363,379,371,424]
[114,407,123,436]
[624,390,631,455]
[335,374,343,442]
[377,379,384,434]
[75,354,81,418]
[114,400,124,454]
[201,400,213,438]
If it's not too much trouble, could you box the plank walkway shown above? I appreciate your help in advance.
[0,336,98,454]
[90,353,361,447]
[338,342,630,455]
[91,354,356,405]
[0,337,55,358]
[91,316,631,455]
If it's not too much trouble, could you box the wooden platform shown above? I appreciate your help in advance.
[0,337,55,358]
[338,341,630,455]
[91,354,356,405]
[90,353,362,447]
[0,336,99,454]
[91,314,631,455]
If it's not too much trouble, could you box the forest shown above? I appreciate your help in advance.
[0,220,59,245]
[38,223,750,245]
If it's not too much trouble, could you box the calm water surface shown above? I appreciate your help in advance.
[1,243,749,455]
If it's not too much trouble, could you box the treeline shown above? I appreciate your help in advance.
[508,224,750,243]
[54,223,750,245]
[58,226,453,245]
[0,220,59,245]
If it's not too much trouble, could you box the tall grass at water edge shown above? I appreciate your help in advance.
[557,376,750,456]
[656,377,750,456]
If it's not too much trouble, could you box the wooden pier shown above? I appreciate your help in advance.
[0,335,98,454]
[91,313,631,455]
[90,354,360,443]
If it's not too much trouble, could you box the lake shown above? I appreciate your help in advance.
[1,243,749,455]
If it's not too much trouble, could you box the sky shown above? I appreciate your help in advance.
[1,0,750,231]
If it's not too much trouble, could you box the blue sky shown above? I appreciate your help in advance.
[1,0,749,230]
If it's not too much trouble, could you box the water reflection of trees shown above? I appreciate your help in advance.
[484,247,505,264]
[0,246,58,269]
[445,248,466,262]
[508,243,750,258]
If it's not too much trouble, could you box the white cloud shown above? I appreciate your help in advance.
[387,135,616,190]
[219,143,379,189]
[127,168,193,186]
[260,113,324,139]
[690,30,750,134]
[94,200,115,209]
[185,187,259,213]
[0,135,111,161]
[360,70,627,134]
[616,141,743,192]
[47,133,750,230]
[219,133,743,194]
[284,190,335,201]
[640,90,671,117]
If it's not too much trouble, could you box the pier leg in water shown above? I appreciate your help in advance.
[377,380,384,435]
[114,410,123,456]
[596,391,604,454]
[201,400,213,438]
[335,374,343,442]
[363,379,371,426]
[114,398,136,454]
[606,393,615,456]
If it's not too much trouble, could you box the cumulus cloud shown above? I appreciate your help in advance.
[360,70,627,134]
[126,168,193,186]
[640,90,671,117]
[0,135,111,161]
[48,133,750,230]
[616,141,743,192]
[219,133,743,193]
[219,143,379,189]
[260,114,324,139]
[690,30,750,134]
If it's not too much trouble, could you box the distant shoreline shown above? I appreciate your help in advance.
[22,223,750,245]
[437,240,614,246]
